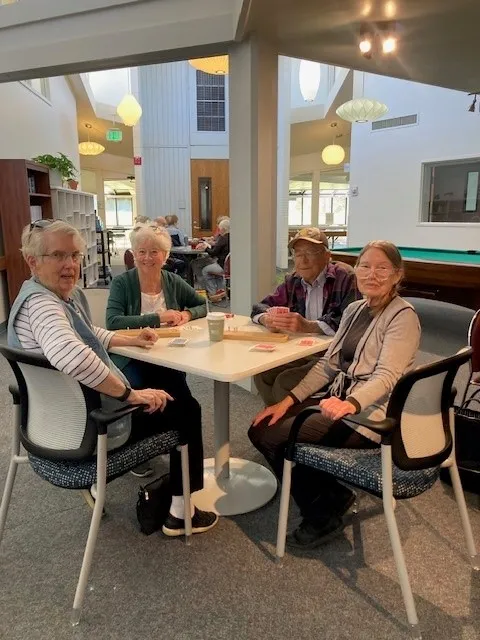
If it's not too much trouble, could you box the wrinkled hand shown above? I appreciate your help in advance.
[132,327,158,349]
[196,242,209,251]
[267,312,312,334]
[259,313,281,332]
[252,397,294,427]
[160,309,183,325]
[128,388,173,414]
[177,310,192,325]
[319,397,356,421]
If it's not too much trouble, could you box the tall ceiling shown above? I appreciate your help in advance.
[241,0,480,92]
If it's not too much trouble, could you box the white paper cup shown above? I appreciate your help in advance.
[207,312,226,342]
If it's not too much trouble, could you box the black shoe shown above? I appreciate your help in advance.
[286,515,344,549]
[162,507,219,536]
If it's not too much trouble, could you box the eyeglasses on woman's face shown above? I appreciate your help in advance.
[354,264,396,281]
[40,251,84,264]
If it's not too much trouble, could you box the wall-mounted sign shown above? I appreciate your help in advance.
[106,128,123,142]
[134,156,142,166]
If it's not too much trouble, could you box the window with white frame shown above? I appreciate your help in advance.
[196,71,226,132]
[319,189,349,226]
[21,78,50,100]
[105,196,134,228]
[288,190,312,226]
[421,159,480,223]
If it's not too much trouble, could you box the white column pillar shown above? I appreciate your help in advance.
[276,56,291,270]
[311,169,321,228]
[229,38,278,315]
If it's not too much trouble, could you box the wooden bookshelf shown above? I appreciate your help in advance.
[0,160,52,304]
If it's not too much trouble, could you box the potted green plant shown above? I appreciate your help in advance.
[32,152,79,190]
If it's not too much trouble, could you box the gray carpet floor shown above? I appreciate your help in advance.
[0,347,479,639]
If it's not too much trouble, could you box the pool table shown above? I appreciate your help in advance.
[331,246,480,310]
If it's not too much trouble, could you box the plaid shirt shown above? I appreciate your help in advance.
[251,262,361,333]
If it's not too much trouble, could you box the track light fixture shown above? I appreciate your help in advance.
[359,22,398,59]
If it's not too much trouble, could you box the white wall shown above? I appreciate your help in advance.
[0,75,79,324]
[0,77,79,169]
[348,72,480,249]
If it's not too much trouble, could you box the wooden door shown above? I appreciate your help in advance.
[190,159,229,238]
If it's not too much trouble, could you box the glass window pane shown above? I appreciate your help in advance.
[423,161,480,222]
[301,196,312,225]
[199,178,212,230]
[105,198,117,227]
[116,198,133,227]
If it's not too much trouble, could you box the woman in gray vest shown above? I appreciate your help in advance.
[250,241,421,550]
[8,220,217,537]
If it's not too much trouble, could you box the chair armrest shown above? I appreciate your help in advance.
[8,384,20,405]
[90,405,144,435]
[285,407,322,460]
[344,413,397,436]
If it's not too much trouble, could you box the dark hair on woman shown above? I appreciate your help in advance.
[356,240,404,313]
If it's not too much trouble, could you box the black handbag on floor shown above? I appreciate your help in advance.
[136,473,172,535]
[440,405,480,495]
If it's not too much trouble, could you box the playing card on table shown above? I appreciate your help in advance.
[298,338,317,346]
[249,343,277,352]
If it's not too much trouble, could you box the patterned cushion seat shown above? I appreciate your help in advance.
[28,431,181,489]
[294,444,440,499]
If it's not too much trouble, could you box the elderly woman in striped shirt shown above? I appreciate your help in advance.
[7,220,217,537]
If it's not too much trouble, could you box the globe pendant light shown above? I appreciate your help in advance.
[299,60,321,102]
[322,144,345,165]
[336,98,388,123]
[189,55,229,75]
[321,122,345,166]
[117,93,142,127]
[78,123,105,156]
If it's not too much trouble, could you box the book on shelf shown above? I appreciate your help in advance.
[30,205,43,223]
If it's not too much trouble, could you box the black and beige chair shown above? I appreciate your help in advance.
[276,349,479,640]
[0,346,193,625]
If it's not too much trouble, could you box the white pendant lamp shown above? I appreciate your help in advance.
[322,144,345,165]
[78,124,105,156]
[117,93,142,127]
[299,60,321,102]
[189,56,229,75]
[336,98,388,123]
[321,122,345,166]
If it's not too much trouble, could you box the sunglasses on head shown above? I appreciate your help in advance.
[29,219,57,230]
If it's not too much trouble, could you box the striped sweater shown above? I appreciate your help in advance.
[13,292,114,388]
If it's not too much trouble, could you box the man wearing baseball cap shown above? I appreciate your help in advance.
[251,227,360,405]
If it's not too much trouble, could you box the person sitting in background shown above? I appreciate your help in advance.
[135,215,152,225]
[250,240,421,549]
[252,228,360,406]
[212,215,229,240]
[193,218,230,302]
[165,214,188,247]
[152,217,186,277]
[9,220,217,536]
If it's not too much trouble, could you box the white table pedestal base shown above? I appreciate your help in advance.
[192,457,278,516]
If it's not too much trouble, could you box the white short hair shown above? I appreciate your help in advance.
[129,224,172,255]
[21,220,85,259]
[218,218,230,232]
